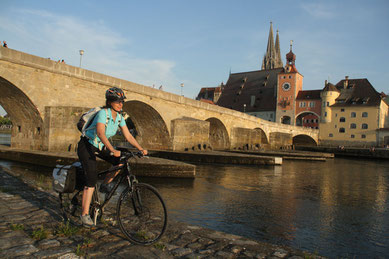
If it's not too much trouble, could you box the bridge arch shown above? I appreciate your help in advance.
[205,117,230,150]
[295,111,320,128]
[293,134,317,146]
[0,76,44,149]
[122,100,171,150]
[254,127,269,144]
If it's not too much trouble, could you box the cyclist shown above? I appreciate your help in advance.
[77,87,148,227]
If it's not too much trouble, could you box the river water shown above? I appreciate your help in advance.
[0,146,388,258]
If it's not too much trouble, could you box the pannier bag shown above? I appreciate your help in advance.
[52,162,84,193]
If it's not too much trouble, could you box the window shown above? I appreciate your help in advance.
[299,102,306,107]
[309,102,315,107]
[362,123,368,129]
[289,76,292,79]
[339,128,345,133]
[341,108,345,112]
[325,112,327,117]
[362,112,368,117]
[327,102,330,106]
[351,112,356,118]
[323,102,326,107]
[329,133,333,137]
[340,117,346,122]
[350,123,356,129]
[335,125,337,128]
[335,113,338,117]
[250,95,255,107]
[351,135,355,138]
[361,134,366,139]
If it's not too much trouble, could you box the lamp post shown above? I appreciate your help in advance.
[243,104,246,113]
[79,50,84,68]
[180,83,184,96]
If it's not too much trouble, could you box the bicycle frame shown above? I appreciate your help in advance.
[95,159,137,211]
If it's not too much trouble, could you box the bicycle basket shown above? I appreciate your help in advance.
[52,162,82,193]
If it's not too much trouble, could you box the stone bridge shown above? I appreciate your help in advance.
[0,48,318,152]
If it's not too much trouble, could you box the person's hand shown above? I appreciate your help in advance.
[140,149,148,156]
[112,150,121,157]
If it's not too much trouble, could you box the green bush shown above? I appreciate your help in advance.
[0,116,12,125]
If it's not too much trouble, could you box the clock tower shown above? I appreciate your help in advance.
[276,41,303,125]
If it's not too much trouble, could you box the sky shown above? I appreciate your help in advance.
[1,0,388,116]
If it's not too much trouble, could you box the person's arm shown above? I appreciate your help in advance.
[121,125,148,155]
[96,122,121,157]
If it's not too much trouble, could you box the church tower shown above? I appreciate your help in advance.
[261,22,283,70]
[275,41,304,125]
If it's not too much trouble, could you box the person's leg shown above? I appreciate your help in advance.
[77,138,99,222]
[82,186,95,215]
[97,151,121,184]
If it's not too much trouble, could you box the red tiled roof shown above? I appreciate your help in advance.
[216,68,283,112]
[296,90,321,100]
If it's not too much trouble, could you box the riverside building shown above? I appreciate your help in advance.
[319,77,389,147]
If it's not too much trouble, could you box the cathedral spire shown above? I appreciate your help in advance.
[275,30,283,68]
[262,22,283,70]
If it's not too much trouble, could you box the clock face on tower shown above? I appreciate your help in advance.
[282,82,291,91]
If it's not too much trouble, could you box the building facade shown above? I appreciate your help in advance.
[319,77,389,147]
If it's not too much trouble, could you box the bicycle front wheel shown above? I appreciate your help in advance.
[117,183,168,245]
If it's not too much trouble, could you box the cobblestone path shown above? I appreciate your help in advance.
[0,166,323,258]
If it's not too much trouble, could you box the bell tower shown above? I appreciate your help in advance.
[276,41,304,125]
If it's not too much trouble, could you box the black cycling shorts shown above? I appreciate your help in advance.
[77,137,121,187]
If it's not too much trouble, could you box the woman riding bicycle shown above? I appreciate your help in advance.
[77,87,147,227]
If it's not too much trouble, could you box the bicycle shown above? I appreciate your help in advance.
[58,149,168,245]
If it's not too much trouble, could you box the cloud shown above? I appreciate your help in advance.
[300,2,336,19]
[0,8,182,95]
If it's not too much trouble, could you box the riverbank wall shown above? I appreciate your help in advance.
[0,146,196,178]
[296,145,389,159]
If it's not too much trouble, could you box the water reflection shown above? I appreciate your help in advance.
[1,157,388,258]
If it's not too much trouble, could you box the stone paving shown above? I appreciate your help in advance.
[0,166,324,259]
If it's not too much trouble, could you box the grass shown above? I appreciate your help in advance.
[55,221,80,237]
[31,225,48,240]
[10,223,24,231]
[0,186,12,193]
[75,238,93,257]
[153,242,166,250]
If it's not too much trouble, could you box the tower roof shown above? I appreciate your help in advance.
[286,40,296,64]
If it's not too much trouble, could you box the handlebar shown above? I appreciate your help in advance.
[119,150,147,162]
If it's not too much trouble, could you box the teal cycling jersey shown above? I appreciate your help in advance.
[85,108,126,149]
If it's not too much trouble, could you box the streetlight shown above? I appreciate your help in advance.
[243,104,246,113]
[79,50,84,68]
[180,83,184,96]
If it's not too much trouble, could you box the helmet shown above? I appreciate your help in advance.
[106,87,126,102]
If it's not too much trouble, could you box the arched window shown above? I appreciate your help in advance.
[340,117,346,122]
[362,123,368,129]
[350,123,356,129]
[339,128,345,133]
[351,112,356,118]
[362,112,368,117]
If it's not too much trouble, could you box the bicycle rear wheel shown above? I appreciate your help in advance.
[117,183,168,245]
